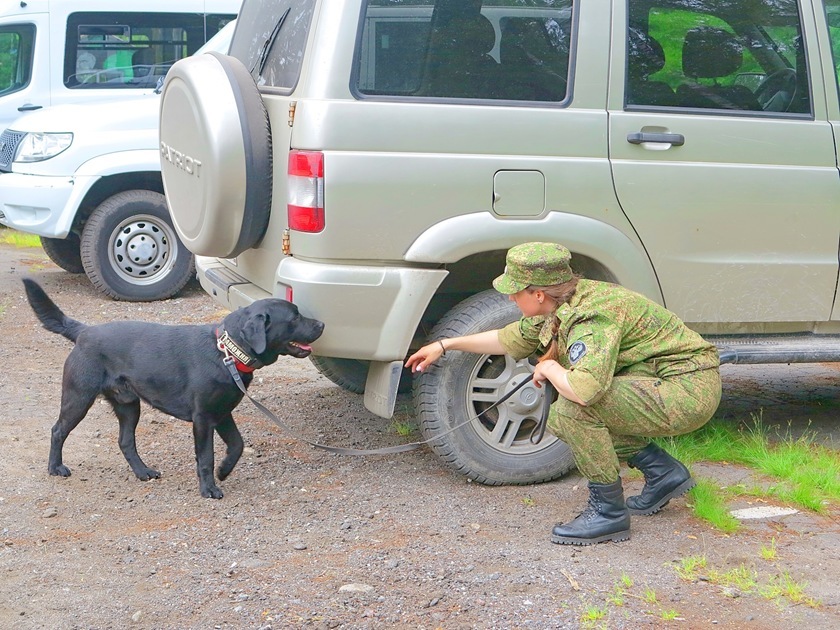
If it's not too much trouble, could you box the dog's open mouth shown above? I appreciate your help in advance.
[287,341,313,357]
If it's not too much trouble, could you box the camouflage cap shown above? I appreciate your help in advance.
[492,242,573,294]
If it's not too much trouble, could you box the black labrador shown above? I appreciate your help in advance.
[23,279,324,499]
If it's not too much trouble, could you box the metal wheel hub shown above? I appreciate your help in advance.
[109,215,176,284]
[467,355,556,454]
[501,375,543,415]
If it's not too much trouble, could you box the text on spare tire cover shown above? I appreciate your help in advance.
[160,142,202,177]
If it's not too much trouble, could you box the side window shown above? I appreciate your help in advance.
[229,0,316,90]
[824,0,840,100]
[626,0,810,115]
[355,0,572,102]
[0,24,35,97]
[64,12,233,89]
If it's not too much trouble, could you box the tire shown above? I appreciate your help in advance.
[310,356,368,394]
[40,235,84,274]
[80,190,195,301]
[414,289,575,485]
[159,52,272,258]
[310,356,413,395]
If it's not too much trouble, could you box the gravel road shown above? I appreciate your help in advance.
[0,240,838,629]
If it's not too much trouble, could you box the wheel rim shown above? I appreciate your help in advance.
[107,214,178,285]
[464,354,558,455]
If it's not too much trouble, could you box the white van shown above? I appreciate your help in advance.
[0,20,236,301]
[0,0,241,131]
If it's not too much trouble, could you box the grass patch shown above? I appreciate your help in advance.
[389,419,416,438]
[0,228,40,248]
[685,479,740,533]
[656,414,839,518]
[672,556,821,608]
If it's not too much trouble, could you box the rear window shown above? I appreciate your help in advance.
[65,12,235,90]
[228,0,317,91]
[354,0,573,102]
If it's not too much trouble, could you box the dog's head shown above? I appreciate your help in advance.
[222,299,324,366]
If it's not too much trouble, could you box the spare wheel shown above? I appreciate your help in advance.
[159,51,272,258]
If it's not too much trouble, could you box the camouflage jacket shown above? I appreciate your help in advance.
[498,279,720,405]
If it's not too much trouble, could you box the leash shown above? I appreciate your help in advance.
[223,356,555,456]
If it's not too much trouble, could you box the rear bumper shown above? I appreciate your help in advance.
[196,255,448,361]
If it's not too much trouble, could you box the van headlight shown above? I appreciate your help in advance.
[14,132,73,162]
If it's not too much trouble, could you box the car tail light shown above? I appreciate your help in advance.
[288,150,324,232]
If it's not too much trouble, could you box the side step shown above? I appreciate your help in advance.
[706,333,840,365]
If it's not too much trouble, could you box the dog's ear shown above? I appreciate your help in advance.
[241,312,268,354]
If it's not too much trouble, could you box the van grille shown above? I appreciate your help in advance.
[0,130,26,172]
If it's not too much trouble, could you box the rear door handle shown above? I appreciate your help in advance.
[627,132,685,146]
[18,104,43,112]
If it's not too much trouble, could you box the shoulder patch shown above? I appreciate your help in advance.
[568,340,587,363]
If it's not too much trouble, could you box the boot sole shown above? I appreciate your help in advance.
[550,529,630,546]
[627,477,696,516]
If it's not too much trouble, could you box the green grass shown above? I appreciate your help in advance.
[685,478,741,533]
[0,228,40,248]
[389,418,416,438]
[656,414,840,519]
[672,556,819,608]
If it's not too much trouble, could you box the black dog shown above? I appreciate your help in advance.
[23,279,324,499]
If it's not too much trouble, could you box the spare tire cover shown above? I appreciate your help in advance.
[159,51,272,258]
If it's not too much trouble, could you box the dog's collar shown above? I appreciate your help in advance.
[216,329,257,373]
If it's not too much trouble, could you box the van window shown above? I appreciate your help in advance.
[823,0,840,101]
[626,0,810,115]
[64,12,235,89]
[229,0,316,91]
[355,0,572,102]
[0,25,35,97]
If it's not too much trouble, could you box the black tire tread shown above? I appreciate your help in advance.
[413,290,575,485]
[80,190,195,301]
[40,235,85,274]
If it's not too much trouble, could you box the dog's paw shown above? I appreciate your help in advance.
[134,468,161,481]
[49,464,71,477]
[200,485,224,499]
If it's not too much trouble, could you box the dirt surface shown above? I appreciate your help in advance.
[1,240,838,629]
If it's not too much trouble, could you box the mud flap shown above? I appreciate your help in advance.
[363,360,403,418]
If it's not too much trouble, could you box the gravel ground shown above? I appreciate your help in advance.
[0,240,838,629]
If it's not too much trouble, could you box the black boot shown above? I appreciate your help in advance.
[550,479,630,545]
[626,443,695,515]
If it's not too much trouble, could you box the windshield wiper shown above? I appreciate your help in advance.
[252,7,291,78]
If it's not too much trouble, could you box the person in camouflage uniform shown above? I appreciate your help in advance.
[405,242,721,546]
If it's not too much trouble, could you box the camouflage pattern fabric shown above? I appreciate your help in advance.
[498,278,721,483]
[547,365,721,483]
[493,242,573,294]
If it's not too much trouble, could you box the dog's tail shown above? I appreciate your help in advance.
[22,278,86,343]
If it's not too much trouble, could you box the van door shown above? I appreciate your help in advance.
[608,0,840,325]
[0,13,50,130]
[818,0,840,321]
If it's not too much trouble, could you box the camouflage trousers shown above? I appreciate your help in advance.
[547,365,722,484]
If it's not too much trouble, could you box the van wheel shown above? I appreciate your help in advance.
[310,356,368,394]
[40,235,84,274]
[310,356,412,394]
[80,190,195,301]
[413,290,575,485]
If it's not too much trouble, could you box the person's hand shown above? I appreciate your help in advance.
[405,340,446,373]
[532,359,562,388]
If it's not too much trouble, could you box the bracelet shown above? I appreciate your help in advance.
[438,340,447,356]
